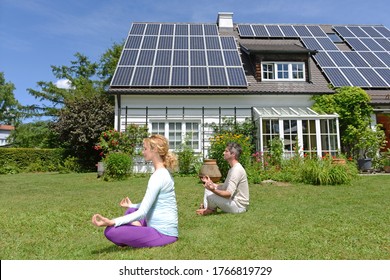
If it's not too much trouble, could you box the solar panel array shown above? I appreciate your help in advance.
[237,24,390,88]
[111,23,247,87]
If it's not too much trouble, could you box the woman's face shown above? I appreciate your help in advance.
[142,141,154,161]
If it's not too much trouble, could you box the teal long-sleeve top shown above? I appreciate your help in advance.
[113,168,178,237]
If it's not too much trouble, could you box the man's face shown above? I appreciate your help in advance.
[223,147,234,161]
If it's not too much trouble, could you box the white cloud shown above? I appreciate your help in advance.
[55,79,72,89]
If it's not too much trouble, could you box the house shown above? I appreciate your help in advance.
[108,12,390,157]
[0,124,14,146]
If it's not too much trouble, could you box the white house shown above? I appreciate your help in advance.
[0,124,14,146]
[108,12,390,157]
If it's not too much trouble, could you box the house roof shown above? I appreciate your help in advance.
[0,125,15,131]
[108,15,390,100]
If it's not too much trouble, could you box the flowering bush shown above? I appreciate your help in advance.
[208,132,253,179]
[94,124,149,158]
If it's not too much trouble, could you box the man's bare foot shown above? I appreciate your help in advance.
[196,208,216,216]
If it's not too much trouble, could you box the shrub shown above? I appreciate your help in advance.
[208,132,253,179]
[177,142,200,175]
[103,152,133,181]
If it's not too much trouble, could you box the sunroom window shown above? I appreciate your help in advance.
[262,62,305,81]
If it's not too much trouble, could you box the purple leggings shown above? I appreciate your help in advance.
[104,208,177,248]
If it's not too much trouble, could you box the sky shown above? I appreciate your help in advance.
[1,0,390,116]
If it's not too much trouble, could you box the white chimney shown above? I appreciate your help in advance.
[217,12,234,32]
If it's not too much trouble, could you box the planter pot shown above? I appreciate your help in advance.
[97,161,105,177]
[357,158,372,171]
[384,166,390,173]
[198,159,222,183]
[332,158,346,165]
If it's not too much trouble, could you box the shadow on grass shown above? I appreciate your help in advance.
[91,245,138,255]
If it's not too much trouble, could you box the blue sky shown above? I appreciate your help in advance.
[1,0,390,113]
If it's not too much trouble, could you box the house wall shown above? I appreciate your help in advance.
[115,94,314,156]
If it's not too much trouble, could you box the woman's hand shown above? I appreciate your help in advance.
[91,214,115,227]
[119,197,132,208]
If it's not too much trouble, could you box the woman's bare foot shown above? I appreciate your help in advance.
[196,208,216,216]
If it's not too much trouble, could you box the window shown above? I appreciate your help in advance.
[327,33,343,43]
[151,121,200,150]
[262,119,279,150]
[262,62,305,81]
[320,119,338,156]
[283,120,298,156]
[302,119,317,156]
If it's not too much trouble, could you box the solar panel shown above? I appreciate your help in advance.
[191,67,208,85]
[151,67,170,86]
[293,25,312,37]
[223,51,242,66]
[374,38,390,51]
[341,68,370,87]
[190,50,206,66]
[316,37,339,50]
[360,38,385,51]
[376,68,390,84]
[171,67,189,85]
[333,26,355,37]
[132,67,152,85]
[301,37,323,50]
[343,52,370,67]
[358,52,386,67]
[237,24,254,37]
[220,37,237,49]
[358,68,389,87]
[348,26,369,38]
[374,26,390,38]
[279,25,298,37]
[226,67,247,86]
[306,25,327,37]
[313,52,336,67]
[209,67,228,85]
[360,26,383,37]
[252,25,269,37]
[322,67,351,86]
[374,52,390,67]
[112,22,248,88]
[266,25,284,37]
[345,38,370,51]
[327,51,353,67]
[112,67,133,86]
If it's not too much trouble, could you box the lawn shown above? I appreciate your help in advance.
[0,172,389,260]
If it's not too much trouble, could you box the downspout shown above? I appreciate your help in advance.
[116,94,121,131]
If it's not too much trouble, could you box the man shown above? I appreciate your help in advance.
[196,142,249,215]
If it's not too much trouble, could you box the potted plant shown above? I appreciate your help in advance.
[382,148,390,173]
[351,125,387,171]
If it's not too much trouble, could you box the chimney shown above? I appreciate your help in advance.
[217,12,233,32]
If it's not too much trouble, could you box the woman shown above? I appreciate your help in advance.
[91,134,178,248]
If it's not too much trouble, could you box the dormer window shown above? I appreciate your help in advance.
[262,62,305,81]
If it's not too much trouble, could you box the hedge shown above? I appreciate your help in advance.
[0,148,66,174]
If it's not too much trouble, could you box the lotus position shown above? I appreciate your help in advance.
[197,142,249,216]
[92,134,178,248]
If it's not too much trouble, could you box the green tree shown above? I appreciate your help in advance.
[8,121,59,148]
[52,95,114,171]
[27,53,102,117]
[0,72,21,125]
[98,41,123,89]
[312,86,385,159]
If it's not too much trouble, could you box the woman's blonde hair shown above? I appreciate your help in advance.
[144,134,178,171]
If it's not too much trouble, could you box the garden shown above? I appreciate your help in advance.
[1,172,389,260]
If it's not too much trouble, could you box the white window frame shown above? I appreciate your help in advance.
[149,120,201,152]
[262,62,305,81]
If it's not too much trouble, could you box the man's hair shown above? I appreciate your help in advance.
[226,142,242,160]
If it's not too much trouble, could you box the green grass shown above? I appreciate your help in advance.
[0,173,389,260]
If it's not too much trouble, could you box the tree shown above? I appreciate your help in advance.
[52,94,114,170]
[98,41,123,90]
[8,121,59,148]
[0,72,21,125]
[312,86,386,159]
[27,53,101,117]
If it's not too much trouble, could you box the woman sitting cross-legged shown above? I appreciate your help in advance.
[91,134,178,248]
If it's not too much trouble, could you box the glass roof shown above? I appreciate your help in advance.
[253,107,338,118]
